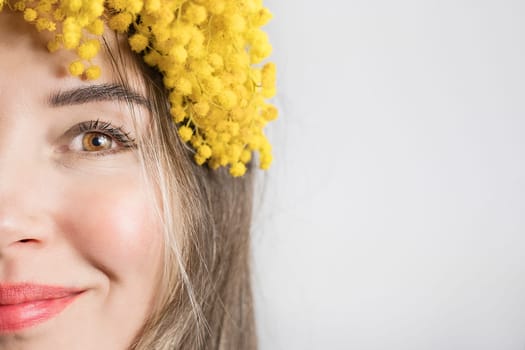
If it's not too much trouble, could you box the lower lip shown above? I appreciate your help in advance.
[0,292,83,333]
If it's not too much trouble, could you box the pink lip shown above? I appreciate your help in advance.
[0,283,85,333]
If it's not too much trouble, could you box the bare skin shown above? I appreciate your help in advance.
[0,10,163,350]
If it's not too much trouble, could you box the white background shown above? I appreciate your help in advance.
[252,1,525,350]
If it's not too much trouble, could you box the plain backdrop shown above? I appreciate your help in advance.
[251,1,525,350]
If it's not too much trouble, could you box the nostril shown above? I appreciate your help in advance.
[5,238,42,249]
[18,239,38,243]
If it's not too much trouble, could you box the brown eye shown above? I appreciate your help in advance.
[82,132,112,152]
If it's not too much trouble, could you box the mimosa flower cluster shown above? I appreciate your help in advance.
[0,0,277,176]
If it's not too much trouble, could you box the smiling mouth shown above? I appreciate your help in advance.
[0,283,85,333]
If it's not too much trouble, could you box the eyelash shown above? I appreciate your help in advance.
[72,119,137,156]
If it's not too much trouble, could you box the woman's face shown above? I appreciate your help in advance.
[0,11,164,350]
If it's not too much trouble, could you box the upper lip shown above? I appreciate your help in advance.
[0,283,85,305]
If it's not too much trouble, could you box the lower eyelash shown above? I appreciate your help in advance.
[76,147,129,158]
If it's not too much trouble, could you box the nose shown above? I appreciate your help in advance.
[0,146,54,253]
[0,208,46,249]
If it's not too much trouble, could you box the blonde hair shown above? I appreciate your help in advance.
[103,32,257,350]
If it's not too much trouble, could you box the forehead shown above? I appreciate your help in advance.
[0,9,144,92]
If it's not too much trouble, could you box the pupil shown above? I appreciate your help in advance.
[92,135,104,147]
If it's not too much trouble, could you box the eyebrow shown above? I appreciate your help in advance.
[48,83,151,110]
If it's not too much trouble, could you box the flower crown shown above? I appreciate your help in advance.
[1,0,277,177]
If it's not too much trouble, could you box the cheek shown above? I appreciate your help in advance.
[59,176,163,282]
